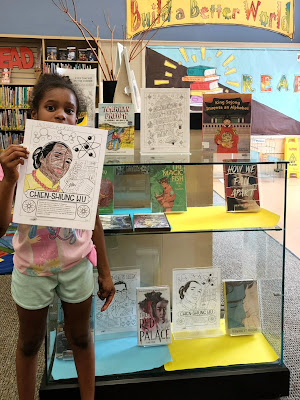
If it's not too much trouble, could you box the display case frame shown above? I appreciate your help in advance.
[39,145,290,400]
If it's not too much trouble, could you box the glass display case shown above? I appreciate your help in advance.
[40,142,290,399]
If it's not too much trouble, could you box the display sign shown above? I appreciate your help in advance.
[127,0,294,39]
[284,137,300,178]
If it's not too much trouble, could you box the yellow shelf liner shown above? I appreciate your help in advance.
[166,206,280,231]
[165,321,278,371]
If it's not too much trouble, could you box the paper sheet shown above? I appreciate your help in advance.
[166,206,280,232]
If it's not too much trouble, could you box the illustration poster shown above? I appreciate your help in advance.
[98,103,135,155]
[13,119,108,230]
[172,267,221,333]
[140,88,190,154]
[57,67,97,128]
[202,93,251,156]
[95,268,140,338]
[146,45,300,135]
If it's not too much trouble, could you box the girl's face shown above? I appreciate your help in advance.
[31,87,78,125]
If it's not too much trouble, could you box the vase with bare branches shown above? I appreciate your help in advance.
[52,0,171,84]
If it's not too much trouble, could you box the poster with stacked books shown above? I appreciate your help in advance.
[184,65,223,110]
[172,267,221,335]
[140,88,190,154]
[223,279,261,336]
[98,103,135,155]
[149,165,187,213]
[95,268,140,339]
[223,163,260,212]
[137,286,172,346]
[202,93,252,159]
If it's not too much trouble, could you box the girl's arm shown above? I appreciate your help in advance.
[0,145,29,237]
[92,213,115,311]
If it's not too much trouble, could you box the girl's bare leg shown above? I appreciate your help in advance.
[15,304,49,400]
[62,296,95,400]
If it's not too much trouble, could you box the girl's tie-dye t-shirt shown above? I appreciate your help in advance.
[13,224,96,276]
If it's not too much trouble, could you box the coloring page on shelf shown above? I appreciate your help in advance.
[140,88,190,154]
[13,119,107,230]
[95,268,140,338]
[172,267,221,333]
[57,67,97,128]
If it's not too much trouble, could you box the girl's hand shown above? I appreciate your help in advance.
[0,145,29,183]
[97,271,115,312]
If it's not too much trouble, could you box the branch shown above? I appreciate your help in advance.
[128,1,171,62]
[52,0,113,80]
[103,9,116,80]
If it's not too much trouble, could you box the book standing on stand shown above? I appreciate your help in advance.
[98,103,135,156]
[223,163,260,212]
[223,279,261,336]
[137,286,172,346]
[149,165,187,213]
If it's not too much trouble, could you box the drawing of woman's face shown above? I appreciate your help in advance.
[39,143,72,182]
[183,281,202,305]
[155,300,168,323]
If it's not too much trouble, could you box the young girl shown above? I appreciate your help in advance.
[0,73,115,400]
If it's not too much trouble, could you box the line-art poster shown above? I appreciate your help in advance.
[13,119,108,230]
[95,268,140,338]
[140,88,190,154]
[172,267,221,334]
[57,68,97,128]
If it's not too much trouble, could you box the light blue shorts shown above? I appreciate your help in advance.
[11,258,94,310]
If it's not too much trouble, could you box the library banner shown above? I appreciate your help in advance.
[146,45,300,135]
[127,0,294,39]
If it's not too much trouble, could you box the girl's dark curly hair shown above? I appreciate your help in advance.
[29,73,83,116]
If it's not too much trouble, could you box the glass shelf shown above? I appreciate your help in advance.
[45,60,98,63]
[104,149,289,166]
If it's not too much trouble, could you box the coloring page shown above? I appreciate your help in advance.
[95,268,140,338]
[140,88,190,154]
[13,119,107,230]
[172,267,221,332]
